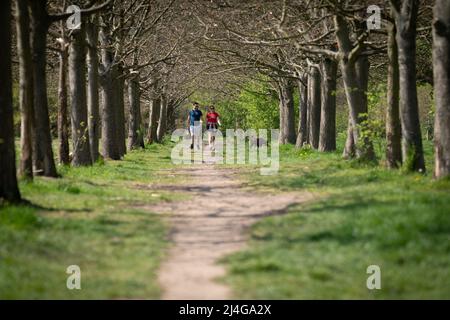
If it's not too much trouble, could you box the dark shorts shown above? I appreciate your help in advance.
[207,123,218,130]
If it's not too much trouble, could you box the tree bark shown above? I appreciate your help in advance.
[86,16,100,162]
[69,23,92,166]
[308,66,321,149]
[305,74,311,145]
[127,75,145,149]
[278,87,286,143]
[277,78,296,145]
[393,0,426,172]
[343,117,356,159]
[319,58,337,152]
[157,93,168,143]
[147,97,161,144]
[355,54,376,161]
[296,76,308,148]
[386,20,402,168]
[57,34,70,165]
[100,24,120,160]
[114,64,126,156]
[0,0,21,202]
[433,0,450,178]
[166,100,176,132]
[335,14,375,162]
[29,0,58,177]
[15,0,34,179]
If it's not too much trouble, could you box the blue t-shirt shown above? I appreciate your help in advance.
[189,109,203,126]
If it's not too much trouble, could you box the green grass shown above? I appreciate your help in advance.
[221,139,450,299]
[3,135,450,299]
[0,143,183,299]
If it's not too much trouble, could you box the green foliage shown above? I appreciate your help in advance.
[191,76,281,131]
[233,80,280,130]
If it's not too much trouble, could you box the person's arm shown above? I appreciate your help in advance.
[187,113,191,127]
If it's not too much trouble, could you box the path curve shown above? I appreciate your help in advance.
[147,165,310,300]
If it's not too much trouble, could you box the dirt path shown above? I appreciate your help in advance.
[146,164,310,300]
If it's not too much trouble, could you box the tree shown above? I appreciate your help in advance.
[15,0,34,179]
[115,63,127,157]
[147,93,161,144]
[69,20,92,166]
[86,15,100,162]
[433,0,450,178]
[56,22,70,165]
[391,0,426,172]
[308,65,321,149]
[278,77,296,144]
[0,0,21,203]
[29,0,58,177]
[319,58,337,152]
[128,70,145,149]
[157,92,168,142]
[296,75,308,148]
[334,14,375,161]
[386,11,402,168]
[99,18,121,160]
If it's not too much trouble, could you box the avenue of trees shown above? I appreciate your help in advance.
[1,0,450,204]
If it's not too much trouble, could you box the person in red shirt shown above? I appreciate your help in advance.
[206,105,220,150]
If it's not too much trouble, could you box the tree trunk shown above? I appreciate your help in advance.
[114,64,126,156]
[278,88,286,143]
[394,0,426,172]
[355,54,376,161]
[305,74,311,144]
[100,25,120,160]
[86,17,100,162]
[166,100,176,132]
[0,0,21,202]
[308,66,321,149]
[319,58,337,152]
[277,78,296,144]
[56,12,69,166]
[343,117,356,159]
[30,0,58,177]
[57,35,70,165]
[386,20,402,168]
[157,93,168,143]
[15,0,34,179]
[335,14,375,162]
[433,0,450,178]
[69,23,92,166]
[127,75,145,149]
[147,97,161,144]
[283,80,297,144]
[296,76,308,148]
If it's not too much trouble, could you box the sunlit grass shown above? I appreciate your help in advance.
[221,139,450,299]
[0,142,181,299]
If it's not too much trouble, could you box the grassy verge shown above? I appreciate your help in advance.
[221,140,450,299]
[0,143,181,299]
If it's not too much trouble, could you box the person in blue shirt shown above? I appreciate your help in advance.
[187,102,203,150]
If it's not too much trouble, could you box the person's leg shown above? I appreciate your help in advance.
[207,125,213,148]
[194,125,201,150]
[190,126,194,149]
[210,130,216,150]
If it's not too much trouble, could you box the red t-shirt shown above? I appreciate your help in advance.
[206,111,219,124]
